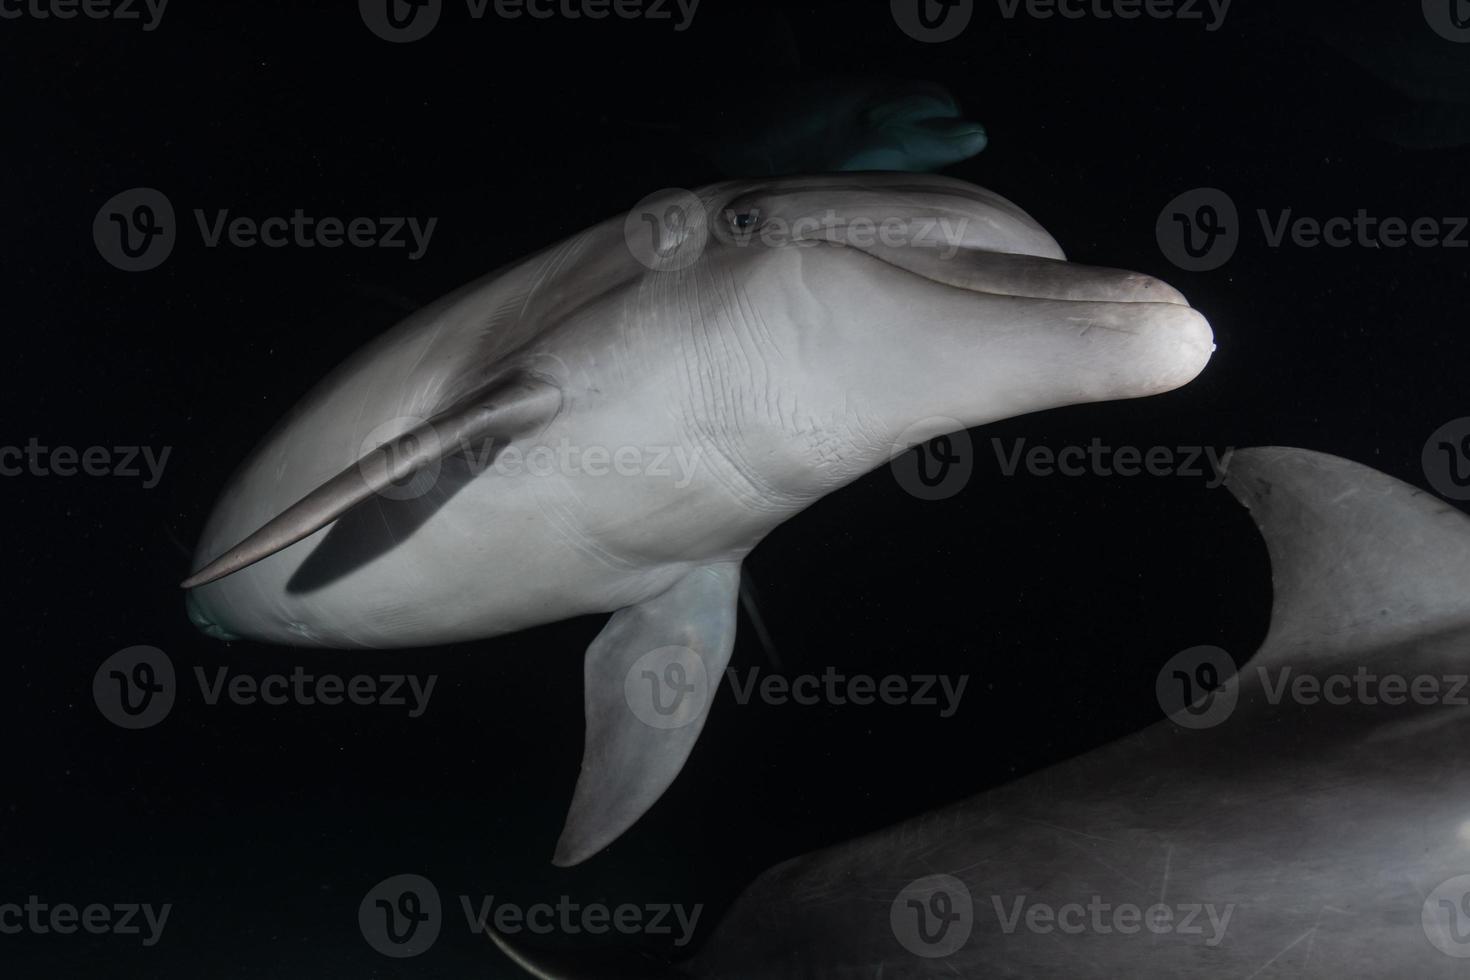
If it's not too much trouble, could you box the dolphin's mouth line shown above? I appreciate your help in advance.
[823,239,1194,308]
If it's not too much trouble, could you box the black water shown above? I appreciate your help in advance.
[5,1,1468,976]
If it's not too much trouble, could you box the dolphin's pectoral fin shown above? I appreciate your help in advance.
[553,561,742,867]
[283,458,467,594]
[180,372,562,589]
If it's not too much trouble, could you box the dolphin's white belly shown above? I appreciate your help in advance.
[191,463,698,648]
[186,296,758,648]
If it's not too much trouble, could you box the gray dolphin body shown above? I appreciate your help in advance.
[182,173,1212,865]
[495,447,1470,976]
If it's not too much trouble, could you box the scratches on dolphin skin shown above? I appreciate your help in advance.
[1067,314,1140,338]
[1014,814,1120,845]
[1242,927,1319,980]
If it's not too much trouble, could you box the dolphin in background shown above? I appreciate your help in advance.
[610,8,988,175]
[493,447,1470,976]
[181,173,1212,867]
[701,77,989,176]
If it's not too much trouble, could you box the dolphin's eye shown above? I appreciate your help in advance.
[725,208,761,233]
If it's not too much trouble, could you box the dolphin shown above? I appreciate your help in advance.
[492,447,1470,975]
[703,78,989,176]
[181,173,1213,866]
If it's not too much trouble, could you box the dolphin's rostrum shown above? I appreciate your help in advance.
[182,173,1213,865]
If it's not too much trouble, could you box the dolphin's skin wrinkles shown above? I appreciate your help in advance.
[492,448,1470,977]
[182,173,1213,866]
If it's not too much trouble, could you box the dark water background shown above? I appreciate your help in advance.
[4,0,1468,975]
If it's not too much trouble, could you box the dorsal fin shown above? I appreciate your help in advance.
[181,373,561,589]
[1225,446,1470,667]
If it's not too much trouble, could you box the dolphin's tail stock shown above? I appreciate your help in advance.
[486,924,685,979]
